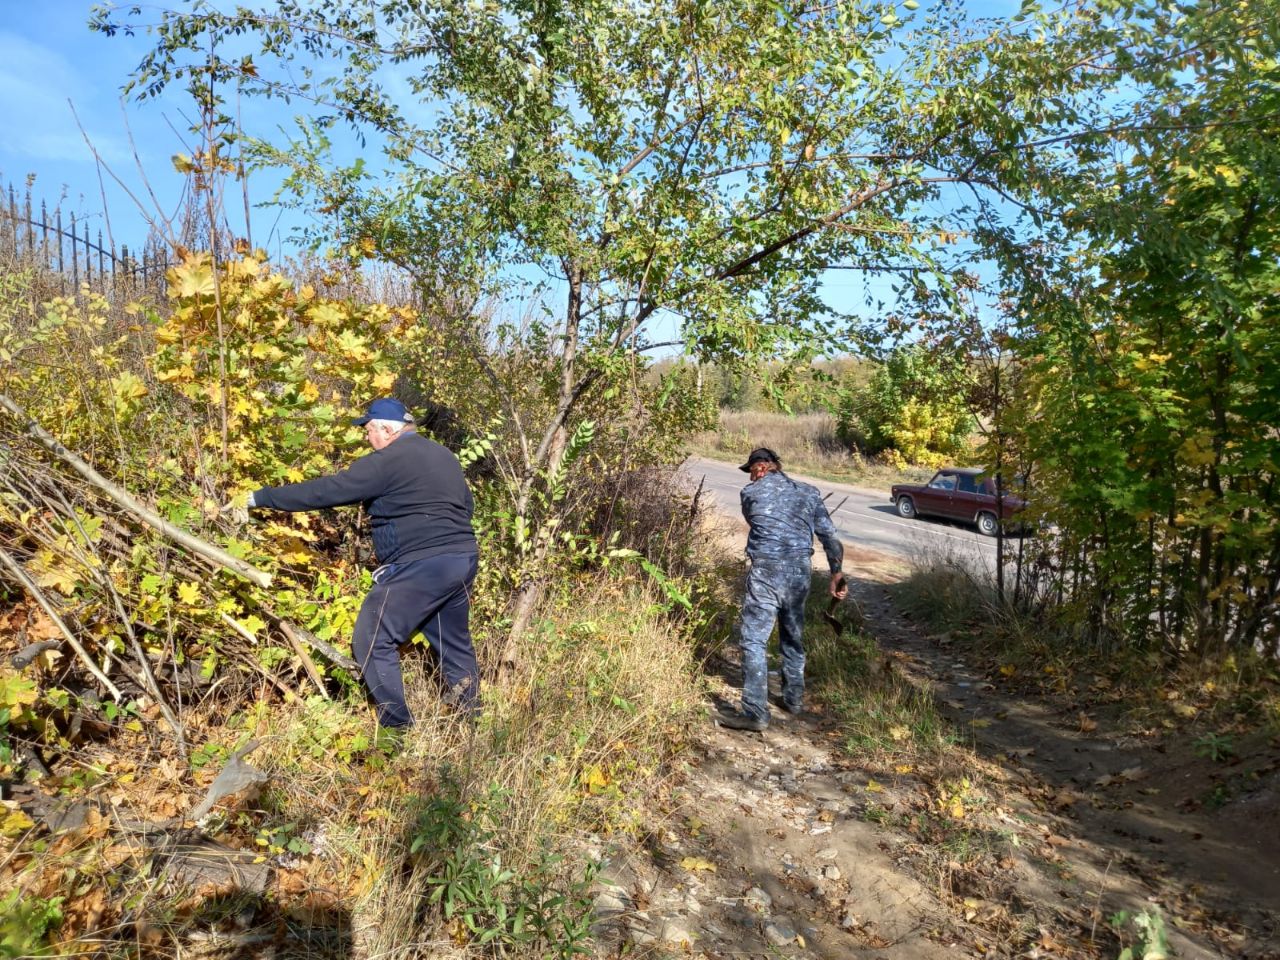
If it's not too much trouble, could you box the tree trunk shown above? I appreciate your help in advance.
[501,262,584,667]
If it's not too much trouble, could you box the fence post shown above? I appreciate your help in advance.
[71,213,79,291]
[98,230,106,292]
[24,189,33,254]
[56,209,65,294]
[6,185,16,257]
[40,200,49,269]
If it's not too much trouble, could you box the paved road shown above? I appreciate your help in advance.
[681,456,1001,573]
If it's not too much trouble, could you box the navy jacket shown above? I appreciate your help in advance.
[253,431,476,565]
[740,471,843,574]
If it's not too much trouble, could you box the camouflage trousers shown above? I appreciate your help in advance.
[738,557,812,723]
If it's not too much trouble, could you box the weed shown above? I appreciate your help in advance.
[1192,732,1235,763]
[1202,782,1232,811]
[409,781,597,956]
[1109,908,1170,960]
[0,889,64,958]
[806,597,954,762]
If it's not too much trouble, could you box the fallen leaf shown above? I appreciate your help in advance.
[864,779,884,793]
[0,806,35,837]
[680,856,717,873]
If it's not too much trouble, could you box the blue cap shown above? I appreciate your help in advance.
[352,398,414,427]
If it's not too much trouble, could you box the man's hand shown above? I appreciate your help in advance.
[829,573,848,600]
[219,493,252,527]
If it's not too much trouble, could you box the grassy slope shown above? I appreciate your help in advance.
[687,409,932,487]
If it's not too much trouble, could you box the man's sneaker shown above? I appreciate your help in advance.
[715,708,768,732]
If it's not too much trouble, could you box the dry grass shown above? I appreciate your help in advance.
[3,569,710,959]
[274,575,706,957]
[688,409,931,487]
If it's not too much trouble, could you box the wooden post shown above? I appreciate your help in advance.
[98,230,106,292]
[40,200,49,267]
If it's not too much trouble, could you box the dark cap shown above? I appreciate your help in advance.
[352,397,414,427]
[739,446,780,473]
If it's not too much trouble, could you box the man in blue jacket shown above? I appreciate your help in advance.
[717,447,847,732]
[249,398,480,732]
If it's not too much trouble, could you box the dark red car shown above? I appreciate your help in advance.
[890,467,1026,536]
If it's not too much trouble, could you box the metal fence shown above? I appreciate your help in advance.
[1,181,170,299]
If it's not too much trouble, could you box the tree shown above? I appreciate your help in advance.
[968,0,1280,657]
[93,0,1157,649]
[838,342,972,465]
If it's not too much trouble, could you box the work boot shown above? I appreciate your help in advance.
[772,692,804,716]
[715,708,768,732]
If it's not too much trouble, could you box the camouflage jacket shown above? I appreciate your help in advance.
[740,471,844,574]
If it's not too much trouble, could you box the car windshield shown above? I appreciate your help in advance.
[928,473,956,490]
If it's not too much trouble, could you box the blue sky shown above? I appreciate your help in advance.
[1,1,1023,351]
[0,3,295,253]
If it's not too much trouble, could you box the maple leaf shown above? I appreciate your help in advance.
[169,260,217,300]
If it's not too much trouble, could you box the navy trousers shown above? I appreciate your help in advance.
[350,551,480,728]
[738,557,812,723]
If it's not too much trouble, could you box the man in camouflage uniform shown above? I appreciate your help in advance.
[717,447,847,732]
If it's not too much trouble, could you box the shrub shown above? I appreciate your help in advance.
[838,344,973,464]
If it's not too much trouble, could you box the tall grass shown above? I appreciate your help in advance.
[801,576,955,762]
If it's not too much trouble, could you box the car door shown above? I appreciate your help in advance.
[917,471,957,517]
[950,472,985,522]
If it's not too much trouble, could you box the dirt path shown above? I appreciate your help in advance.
[590,558,1280,959]
[592,683,959,958]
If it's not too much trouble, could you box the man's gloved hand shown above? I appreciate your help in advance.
[829,572,849,600]
[218,492,253,527]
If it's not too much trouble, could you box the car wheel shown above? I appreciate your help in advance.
[976,511,998,536]
[896,496,916,519]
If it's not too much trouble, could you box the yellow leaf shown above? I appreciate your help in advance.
[227,256,261,280]
[298,380,321,404]
[171,153,197,174]
[168,260,217,300]
[888,724,910,741]
[308,302,346,327]
[865,779,884,793]
[895,764,913,774]
[679,856,717,873]
[111,371,149,406]
[0,669,39,710]
[0,806,35,838]
[999,664,1016,677]
[580,765,610,794]
[372,371,397,392]
[177,582,201,605]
